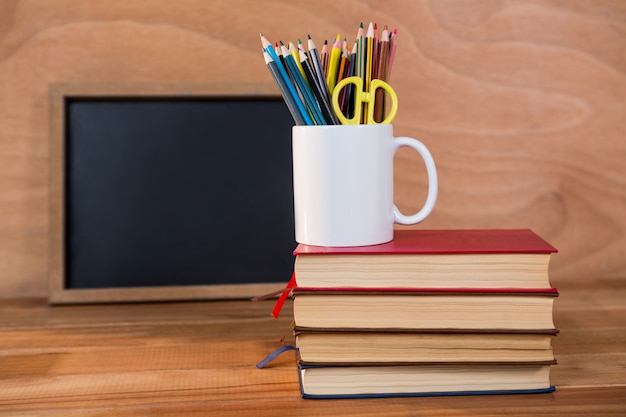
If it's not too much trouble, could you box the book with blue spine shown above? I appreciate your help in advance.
[298,361,556,399]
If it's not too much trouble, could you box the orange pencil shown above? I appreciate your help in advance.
[336,40,349,84]
[372,22,379,83]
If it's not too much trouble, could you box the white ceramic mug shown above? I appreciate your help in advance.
[292,124,438,247]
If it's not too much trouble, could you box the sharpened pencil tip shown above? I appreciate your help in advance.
[259,33,272,49]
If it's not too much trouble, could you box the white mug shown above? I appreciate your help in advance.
[292,124,438,247]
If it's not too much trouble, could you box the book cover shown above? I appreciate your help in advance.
[294,229,558,256]
[293,229,558,289]
[293,286,559,295]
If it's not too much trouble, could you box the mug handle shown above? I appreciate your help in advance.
[392,137,438,225]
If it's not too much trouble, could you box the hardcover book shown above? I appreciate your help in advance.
[287,229,559,399]
[295,328,558,365]
[298,362,556,399]
[293,229,558,289]
[292,287,558,331]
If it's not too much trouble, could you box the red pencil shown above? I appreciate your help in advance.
[374,27,390,123]
[387,28,398,81]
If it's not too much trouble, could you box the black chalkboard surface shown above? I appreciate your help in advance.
[49,84,296,303]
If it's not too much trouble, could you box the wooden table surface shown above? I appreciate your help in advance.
[1,279,625,416]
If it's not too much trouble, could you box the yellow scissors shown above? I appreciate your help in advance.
[331,76,398,124]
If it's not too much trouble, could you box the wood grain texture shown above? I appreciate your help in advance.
[0,279,625,415]
[0,0,625,298]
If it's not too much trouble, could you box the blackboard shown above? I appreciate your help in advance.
[49,84,296,303]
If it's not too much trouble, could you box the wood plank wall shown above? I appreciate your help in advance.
[1,0,624,298]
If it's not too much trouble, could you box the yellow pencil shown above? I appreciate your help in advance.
[326,34,342,94]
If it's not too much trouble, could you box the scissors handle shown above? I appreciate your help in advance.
[368,79,398,124]
[331,76,398,124]
[331,76,362,124]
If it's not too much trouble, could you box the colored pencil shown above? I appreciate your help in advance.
[356,23,365,82]
[263,51,307,125]
[363,21,375,123]
[260,33,312,125]
[297,38,307,55]
[307,35,332,106]
[355,23,366,123]
[282,43,326,125]
[326,34,342,94]
[290,41,307,80]
[299,50,339,124]
[372,23,380,78]
[375,26,387,78]
[388,28,398,81]
[365,21,374,92]
[373,27,390,123]
[338,41,355,115]
[260,21,398,125]
[342,42,358,119]
[320,40,329,77]
[372,22,379,84]
[275,41,294,86]
[336,42,348,84]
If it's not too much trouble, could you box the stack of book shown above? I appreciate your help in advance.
[291,229,559,399]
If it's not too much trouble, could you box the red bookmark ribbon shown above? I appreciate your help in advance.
[271,272,297,319]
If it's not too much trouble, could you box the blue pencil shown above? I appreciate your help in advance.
[281,43,327,125]
[263,51,307,126]
[260,34,313,125]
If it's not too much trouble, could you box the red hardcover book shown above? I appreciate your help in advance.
[293,229,558,289]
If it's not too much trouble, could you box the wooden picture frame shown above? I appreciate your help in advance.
[49,83,295,304]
